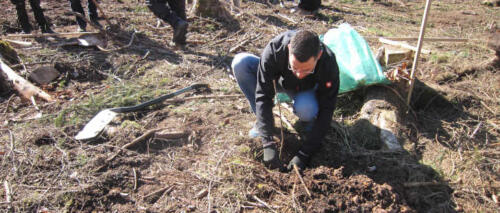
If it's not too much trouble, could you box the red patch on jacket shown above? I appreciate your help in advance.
[326,81,332,88]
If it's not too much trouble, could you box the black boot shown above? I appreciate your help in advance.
[172,19,188,45]
[14,1,33,33]
[41,25,55,34]
[262,136,281,169]
[287,150,309,171]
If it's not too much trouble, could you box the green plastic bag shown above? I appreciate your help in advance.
[320,23,389,93]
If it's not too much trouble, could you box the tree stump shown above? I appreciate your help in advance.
[191,0,232,20]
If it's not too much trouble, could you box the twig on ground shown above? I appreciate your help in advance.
[30,96,40,111]
[164,94,244,103]
[403,181,446,187]
[143,185,174,201]
[3,180,12,208]
[16,55,27,76]
[133,168,138,191]
[229,33,260,53]
[96,69,122,82]
[195,189,208,199]
[252,195,278,213]
[293,165,311,198]
[207,150,228,213]
[469,122,483,139]
[209,29,244,46]
[122,128,165,149]
[480,101,496,115]
[277,13,297,24]
[8,129,14,154]
[273,80,285,158]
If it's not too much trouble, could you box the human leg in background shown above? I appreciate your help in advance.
[11,0,33,33]
[231,53,261,138]
[28,0,54,33]
[69,0,87,31]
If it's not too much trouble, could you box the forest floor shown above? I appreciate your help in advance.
[0,0,498,212]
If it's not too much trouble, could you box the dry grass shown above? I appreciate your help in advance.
[0,0,498,212]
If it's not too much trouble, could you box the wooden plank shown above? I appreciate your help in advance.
[379,38,431,54]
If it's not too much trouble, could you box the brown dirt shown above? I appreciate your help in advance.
[1,0,499,212]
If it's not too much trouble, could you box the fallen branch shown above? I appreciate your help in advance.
[0,58,54,102]
[277,13,297,24]
[154,130,190,140]
[123,128,162,149]
[229,33,262,53]
[3,39,32,47]
[4,31,100,38]
[469,122,483,139]
[133,168,138,191]
[165,94,244,103]
[367,37,468,42]
[252,195,277,213]
[403,181,445,187]
[143,185,174,201]
[379,38,431,54]
[293,165,312,198]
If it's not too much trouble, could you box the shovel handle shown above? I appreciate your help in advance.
[110,84,209,113]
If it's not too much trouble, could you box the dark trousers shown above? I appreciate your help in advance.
[146,0,186,27]
[69,0,98,29]
[10,0,50,32]
[298,0,321,11]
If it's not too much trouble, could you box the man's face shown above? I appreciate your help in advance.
[288,45,322,79]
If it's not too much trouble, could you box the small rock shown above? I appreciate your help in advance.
[29,66,60,85]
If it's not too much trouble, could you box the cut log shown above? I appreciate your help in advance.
[0,58,54,102]
[350,86,402,150]
[384,46,413,66]
[3,39,32,48]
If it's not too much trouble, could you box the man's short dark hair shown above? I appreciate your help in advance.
[290,30,321,62]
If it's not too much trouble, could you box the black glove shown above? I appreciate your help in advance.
[287,150,310,171]
[262,136,281,169]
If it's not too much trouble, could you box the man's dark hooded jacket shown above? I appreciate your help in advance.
[255,30,340,155]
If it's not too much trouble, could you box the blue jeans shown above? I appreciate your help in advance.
[231,53,319,122]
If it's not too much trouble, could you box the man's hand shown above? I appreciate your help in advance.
[287,150,309,171]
